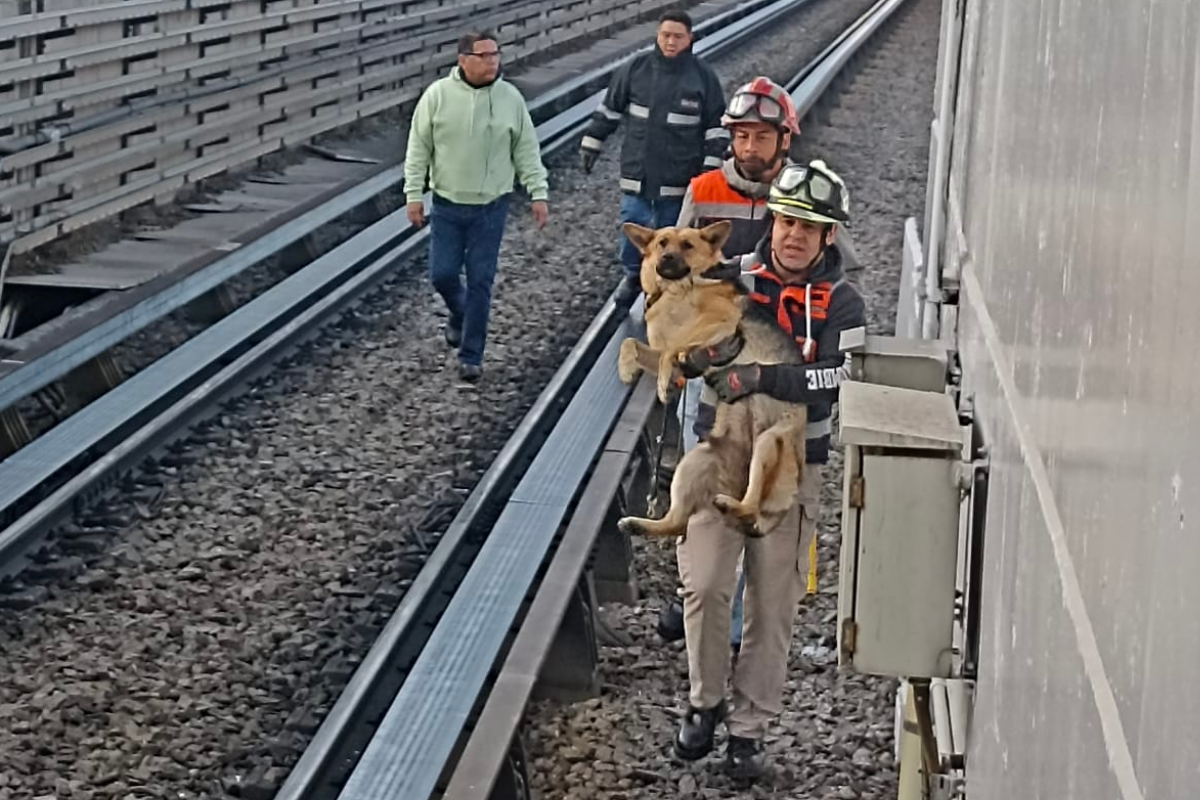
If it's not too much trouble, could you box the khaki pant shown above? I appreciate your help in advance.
[676,466,822,739]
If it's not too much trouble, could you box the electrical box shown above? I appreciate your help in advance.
[839,329,953,393]
[836,380,964,679]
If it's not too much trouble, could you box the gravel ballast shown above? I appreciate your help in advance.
[0,0,930,798]
[525,0,944,797]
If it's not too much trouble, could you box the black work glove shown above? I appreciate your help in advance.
[678,347,713,380]
[679,333,745,379]
[580,149,598,174]
[704,364,761,403]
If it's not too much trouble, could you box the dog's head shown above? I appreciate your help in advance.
[622,221,732,292]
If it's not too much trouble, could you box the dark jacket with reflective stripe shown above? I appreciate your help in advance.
[580,46,727,200]
[694,243,866,463]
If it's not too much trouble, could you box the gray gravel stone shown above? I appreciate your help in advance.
[0,63,637,800]
[0,1,941,798]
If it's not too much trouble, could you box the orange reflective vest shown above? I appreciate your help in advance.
[687,168,771,257]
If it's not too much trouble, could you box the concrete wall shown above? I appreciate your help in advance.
[943,1,1200,798]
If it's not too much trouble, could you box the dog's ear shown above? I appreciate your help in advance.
[622,223,656,254]
[698,220,732,253]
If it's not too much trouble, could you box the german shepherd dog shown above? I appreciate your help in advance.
[615,220,807,538]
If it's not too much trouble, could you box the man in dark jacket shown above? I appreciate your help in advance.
[578,11,727,302]
[671,160,866,782]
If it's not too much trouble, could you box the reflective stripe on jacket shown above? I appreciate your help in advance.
[580,47,727,200]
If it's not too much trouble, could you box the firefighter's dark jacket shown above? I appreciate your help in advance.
[580,46,727,200]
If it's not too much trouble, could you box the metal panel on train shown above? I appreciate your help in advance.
[941,0,1200,797]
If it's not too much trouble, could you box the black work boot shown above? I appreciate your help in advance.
[656,598,685,642]
[457,363,482,384]
[673,701,725,760]
[725,735,765,781]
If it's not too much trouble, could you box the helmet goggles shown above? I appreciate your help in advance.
[768,163,850,224]
[725,91,787,125]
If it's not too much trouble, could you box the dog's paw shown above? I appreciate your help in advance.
[753,510,788,537]
[618,339,642,384]
[712,494,746,516]
[617,516,640,536]
[745,521,769,538]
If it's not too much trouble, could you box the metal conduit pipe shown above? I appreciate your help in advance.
[909,678,941,782]
[931,678,953,768]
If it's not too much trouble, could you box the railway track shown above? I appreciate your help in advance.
[0,0,777,456]
[523,0,943,796]
[276,1,921,799]
[0,0,813,581]
[0,0,931,796]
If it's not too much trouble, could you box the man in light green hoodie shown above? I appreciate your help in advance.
[405,31,550,383]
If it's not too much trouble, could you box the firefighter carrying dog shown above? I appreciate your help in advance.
[669,159,867,781]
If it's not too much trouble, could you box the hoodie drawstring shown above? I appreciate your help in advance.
[803,283,815,361]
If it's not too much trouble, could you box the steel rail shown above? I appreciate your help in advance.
[786,0,912,114]
[0,2,878,798]
[433,0,921,797]
[288,1,918,798]
[267,1,828,796]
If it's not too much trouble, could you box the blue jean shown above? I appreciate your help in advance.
[618,193,684,277]
[428,194,510,366]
